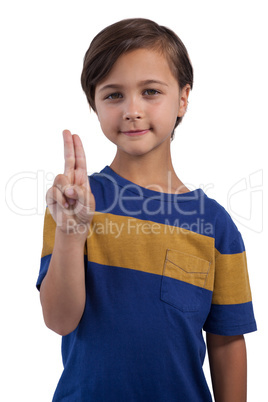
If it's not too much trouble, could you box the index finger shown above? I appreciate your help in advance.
[63,129,75,177]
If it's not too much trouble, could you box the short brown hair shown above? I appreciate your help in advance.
[81,18,193,131]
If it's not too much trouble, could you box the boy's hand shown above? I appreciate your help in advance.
[46,130,95,237]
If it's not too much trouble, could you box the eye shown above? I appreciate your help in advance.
[143,89,160,96]
[106,92,123,100]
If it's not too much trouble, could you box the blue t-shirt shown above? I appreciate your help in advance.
[37,166,257,401]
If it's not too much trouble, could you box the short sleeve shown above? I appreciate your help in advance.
[36,207,56,290]
[203,217,257,336]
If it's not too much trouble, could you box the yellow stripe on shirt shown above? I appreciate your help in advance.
[41,209,252,304]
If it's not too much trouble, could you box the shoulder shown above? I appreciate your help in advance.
[202,192,245,254]
[88,168,115,194]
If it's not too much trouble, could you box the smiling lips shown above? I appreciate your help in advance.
[121,129,150,137]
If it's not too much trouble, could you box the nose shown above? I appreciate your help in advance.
[123,97,143,121]
[123,112,141,121]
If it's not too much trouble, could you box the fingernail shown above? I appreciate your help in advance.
[66,188,74,196]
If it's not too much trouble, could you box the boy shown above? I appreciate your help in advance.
[37,18,256,401]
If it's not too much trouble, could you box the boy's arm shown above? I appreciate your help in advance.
[206,333,247,402]
[40,130,95,336]
[40,229,87,336]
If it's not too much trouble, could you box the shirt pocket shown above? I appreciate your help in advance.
[160,249,211,312]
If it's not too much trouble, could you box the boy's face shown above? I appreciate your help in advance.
[95,48,189,158]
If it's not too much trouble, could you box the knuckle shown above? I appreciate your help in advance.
[45,189,51,204]
[46,185,56,198]
[54,174,69,191]
[53,174,65,184]
[65,156,75,167]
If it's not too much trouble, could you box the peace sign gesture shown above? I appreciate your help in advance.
[46,130,95,237]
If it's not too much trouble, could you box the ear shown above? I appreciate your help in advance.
[178,84,191,118]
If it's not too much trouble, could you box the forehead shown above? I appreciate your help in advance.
[96,48,177,88]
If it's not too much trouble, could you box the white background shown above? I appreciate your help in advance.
[1,0,267,400]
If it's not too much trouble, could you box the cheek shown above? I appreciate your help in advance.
[154,104,178,128]
[97,110,110,129]
[98,107,118,124]
[98,111,118,138]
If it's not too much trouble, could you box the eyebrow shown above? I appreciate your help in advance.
[98,79,168,92]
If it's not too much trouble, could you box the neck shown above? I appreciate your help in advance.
[109,148,189,194]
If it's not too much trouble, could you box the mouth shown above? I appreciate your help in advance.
[121,129,150,137]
